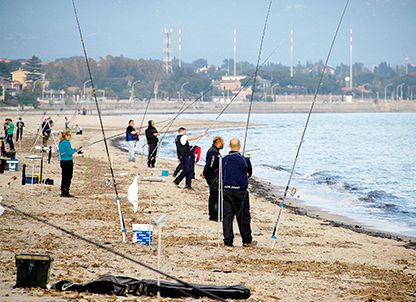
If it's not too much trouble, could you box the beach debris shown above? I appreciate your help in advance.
[142,176,166,183]
[289,187,297,197]
[127,176,139,213]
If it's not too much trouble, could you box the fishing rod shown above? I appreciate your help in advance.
[149,37,285,159]
[193,38,285,148]
[242,0,272,156]
[271,0,351,249]
[83,117,173,149]
[2,202,226,301]
[71,0,126,242]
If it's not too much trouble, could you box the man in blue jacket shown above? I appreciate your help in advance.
[222,138,257,247]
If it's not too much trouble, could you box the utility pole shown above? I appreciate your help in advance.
[290,29,294,78]
[233,29,237,76]
[178,28,182,68]
[349,27,353,89]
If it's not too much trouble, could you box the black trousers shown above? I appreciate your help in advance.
[222,189,253,246]
[147,143,157,167]
[16,128,23,141]
[206,178,218,220]
[60,160,73,194]
[174,156,193,188]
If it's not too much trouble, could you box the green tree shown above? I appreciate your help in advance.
[24,55,43,81]
[17,89,39,108]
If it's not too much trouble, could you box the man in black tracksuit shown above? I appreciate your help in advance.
[145,120,159,168]
[173,127,207,189]
[222,138,257,247]
[202,136,224,221]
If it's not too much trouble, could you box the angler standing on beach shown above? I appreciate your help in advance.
[222,138,257,247]
[173,127,207,190]
[126,119,138,162]
[16,117,24,141]
[58,130,82,197]
[5,118,15,151]
[202,136,224,221]
[145,120,159,168]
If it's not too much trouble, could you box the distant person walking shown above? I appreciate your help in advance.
[58,130,81,197]
[222,138,256,247]
[202,136,224,221]
[5,118,15,150]
[16,117,25,141]
[126,119,138,162]
[173,127,207,189]
[145,120,159,168]
[64,116,71,131]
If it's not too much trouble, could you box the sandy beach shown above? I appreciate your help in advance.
[0,112,415,301]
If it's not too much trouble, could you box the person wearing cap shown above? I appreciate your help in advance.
[173,127,207,189]
[202,136,224,221]
[221,138,257,247]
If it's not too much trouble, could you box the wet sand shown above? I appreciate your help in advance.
[0,112,415,301]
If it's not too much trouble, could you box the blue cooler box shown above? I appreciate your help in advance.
[132,224,153,245]
[7,160,19,171]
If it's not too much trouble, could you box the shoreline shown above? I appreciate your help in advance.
[111,133,416,247]
[249,178,416,246]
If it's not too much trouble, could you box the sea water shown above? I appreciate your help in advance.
[128,112,416,237]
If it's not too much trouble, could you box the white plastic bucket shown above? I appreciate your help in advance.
[132,224,153,245]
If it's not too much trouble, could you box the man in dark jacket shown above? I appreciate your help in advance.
[222,138,257,247]
[202,136,224,221]
[145,120,159,168]
[173,127,207,189]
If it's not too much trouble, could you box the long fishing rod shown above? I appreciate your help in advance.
[149,38,285,159]
[137,64,163,138]
[2,203,226,301]
[242,0,273,155]
[83,117,173,149]
[71,0,126,242]
[271,0,351,249]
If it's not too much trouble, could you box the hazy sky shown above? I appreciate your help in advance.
[0,0,415,67]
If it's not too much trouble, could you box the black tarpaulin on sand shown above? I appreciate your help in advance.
[50,274,251,299]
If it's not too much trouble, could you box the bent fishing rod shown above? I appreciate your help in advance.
[241,0,272,155]
[151,37,285,158]
[71,0,126,242]
[271,0,351,249]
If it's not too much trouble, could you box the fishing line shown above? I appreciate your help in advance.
[2,203,226,301]
[194,38,285,148]
[242,0,273,155]
[71,0,126,241]
[150,38,285,160]
[271,0,351,246]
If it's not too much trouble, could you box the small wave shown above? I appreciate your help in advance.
[358,190,399,203]
[261,164,292,173]
[309,171,362,192]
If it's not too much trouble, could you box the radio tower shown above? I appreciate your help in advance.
[349,27,353,89]
[163,28,173,73]
[233,29,237,76]
[178,28,182,68]
[290,29,294,78]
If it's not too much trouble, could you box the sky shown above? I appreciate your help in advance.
[0,0,415,68]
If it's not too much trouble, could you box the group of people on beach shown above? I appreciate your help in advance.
[125,119,257,247]
[2,117,25,152]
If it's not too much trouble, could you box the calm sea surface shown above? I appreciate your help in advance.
[127,112,416,237]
